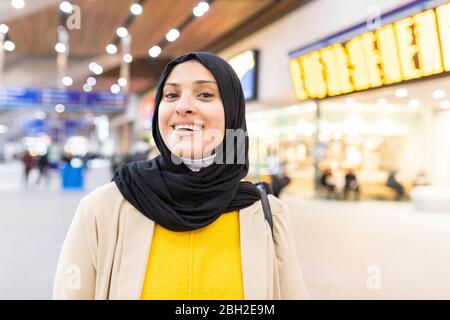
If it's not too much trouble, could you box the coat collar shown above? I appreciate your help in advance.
[113,200,268,300]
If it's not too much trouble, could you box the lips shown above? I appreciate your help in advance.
[174,124,203,131]
[171,120,205,132]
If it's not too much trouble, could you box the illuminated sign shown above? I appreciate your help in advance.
[289,1,450,100]
[0,86,127,112]
[228,50,258,100]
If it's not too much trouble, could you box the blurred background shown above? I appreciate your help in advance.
[0,0,450,299]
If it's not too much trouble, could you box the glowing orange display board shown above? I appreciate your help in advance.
[289,2,450,100]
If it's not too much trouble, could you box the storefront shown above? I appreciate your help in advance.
[222,0,450,198]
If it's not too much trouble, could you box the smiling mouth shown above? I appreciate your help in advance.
[171,124,204,132]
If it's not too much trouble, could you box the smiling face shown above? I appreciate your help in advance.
[158,60,225,160]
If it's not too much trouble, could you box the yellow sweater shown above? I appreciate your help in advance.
[141,211,244,300]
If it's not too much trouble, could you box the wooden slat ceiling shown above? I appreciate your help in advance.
[5,0,309,93]
[129,0,199,57]
[7,6,59,54]
[93,57,171,93]
[69,0,136,56]
[162,0,272,57]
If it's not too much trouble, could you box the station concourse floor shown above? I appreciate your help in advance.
[1,166,449,299]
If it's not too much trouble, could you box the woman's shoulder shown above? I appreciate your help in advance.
[266,195,294,235]
[81,182,123,206]
[266,195,292,222]
[267,194,286,213]
[77,182,126,222]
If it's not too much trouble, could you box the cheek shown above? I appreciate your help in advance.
[205,104,225,134]
[158,103,172,137]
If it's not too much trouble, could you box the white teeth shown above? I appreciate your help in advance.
[174,124,202,131]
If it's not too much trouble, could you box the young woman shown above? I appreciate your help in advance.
[53,52,309,300]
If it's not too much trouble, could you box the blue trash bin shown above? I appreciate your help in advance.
[61,162,84,190]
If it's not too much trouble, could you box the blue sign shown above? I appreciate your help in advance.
[87,91,127,107]
[41,89,81,105]
[0,87,41,103]
[0,86,127,113]
[228,50,258,101]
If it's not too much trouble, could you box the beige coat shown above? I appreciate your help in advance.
[53,182,309,300]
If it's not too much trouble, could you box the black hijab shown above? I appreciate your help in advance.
[113,52,261,231]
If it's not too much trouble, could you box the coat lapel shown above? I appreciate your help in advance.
[239,200,269,300]
[113,203,155,299]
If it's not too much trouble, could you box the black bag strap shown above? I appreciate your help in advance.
[255,182,274,235]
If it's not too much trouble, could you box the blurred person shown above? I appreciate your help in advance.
[271,166,291,198]
[386,170,405,201]
[266,149,291,198]
[21,150,34,188]
[35,152,50,187]
[343,168,360,201]
[333,168,345,196]
[81,152,94,171]
[53,52,308,300]
[319,167,337,199]
[271,171,291,198]
[61,151,73,164]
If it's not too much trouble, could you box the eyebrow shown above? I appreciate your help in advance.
[164,80,217,87]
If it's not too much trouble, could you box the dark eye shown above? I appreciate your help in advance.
[198,91,214,99]
[164,92,178,100]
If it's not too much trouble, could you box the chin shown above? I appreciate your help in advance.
[170,144,200,159]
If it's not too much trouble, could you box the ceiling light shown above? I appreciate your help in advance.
[130,3,143,15]
[110,84,121,94]
[83,84,92,93]
[198,1,209,12]
[86,77,96,86]
[192,6,205,17]
[193,6,204,17]
[0,24,9,34]
[123,53,133,63]
[62,76,73,86]
[106,43,117,55]
[193,1,209,17]
[93,65,103,75]
[148,45,161,58]
[3,40,15,51]
[11,0,25,9]
[88,62,97,72]
[89,63,103,75]
[59,1,72,14]
[166,28,180,42]
[54,42,66,53]
[116,27,128,38]
[118,77,127,87]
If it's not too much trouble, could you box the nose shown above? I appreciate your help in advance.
[175,93,197,116]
